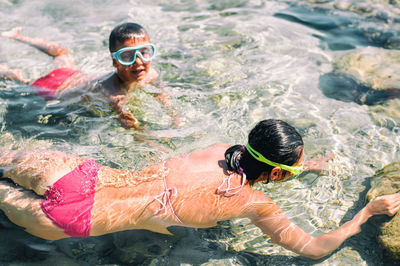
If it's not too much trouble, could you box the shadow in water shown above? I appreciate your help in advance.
[319,72,400,105]
[0,85,105,142]
[273,4,400,50]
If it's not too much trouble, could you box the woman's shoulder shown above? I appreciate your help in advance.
[198,143,230,153]
[184,143,230,161]
[210,143,230,149]
[241,189,283,219]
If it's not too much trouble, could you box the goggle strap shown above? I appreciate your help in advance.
[245,144,303,175]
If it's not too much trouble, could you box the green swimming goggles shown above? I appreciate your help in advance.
[111,43,156,66]
[245,143,304,176]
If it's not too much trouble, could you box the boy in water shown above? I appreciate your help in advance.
[0,23,173,130]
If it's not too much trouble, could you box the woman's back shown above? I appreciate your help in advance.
[90,143,276,236]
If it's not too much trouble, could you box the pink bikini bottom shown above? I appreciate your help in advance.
[40,159,100,237]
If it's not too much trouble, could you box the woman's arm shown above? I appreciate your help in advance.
[303,154,335,173]
[251,192,400,259]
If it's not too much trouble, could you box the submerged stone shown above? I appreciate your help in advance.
[367,162,400,260]
[323,47,400,107]
[368,98,400,129]
[334,46,400,91]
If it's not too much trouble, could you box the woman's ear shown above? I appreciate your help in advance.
[269,167,283,182]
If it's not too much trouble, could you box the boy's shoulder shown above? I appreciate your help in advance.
[91,73,121,94]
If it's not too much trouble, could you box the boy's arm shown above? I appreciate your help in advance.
[109,94,143,130]
[153,85,181,127]
[56,83,87,101]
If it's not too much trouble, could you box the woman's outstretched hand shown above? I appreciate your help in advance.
[366,192,400,216]
[304,153,335,173]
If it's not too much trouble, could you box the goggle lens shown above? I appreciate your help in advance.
[112,44,155,65]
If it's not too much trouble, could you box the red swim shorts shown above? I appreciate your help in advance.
[32,68,80,100]
[40,159,100,237]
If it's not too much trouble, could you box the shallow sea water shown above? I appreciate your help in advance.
[0,0,399,265]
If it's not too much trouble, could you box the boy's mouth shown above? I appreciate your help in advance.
[132,69,144,76]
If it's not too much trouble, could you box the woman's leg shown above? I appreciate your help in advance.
[2,27,76,69]
[0,181,68,240]
[0,150,86,195]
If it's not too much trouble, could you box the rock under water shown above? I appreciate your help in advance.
[367,162,400,260]
[334,47,400,91]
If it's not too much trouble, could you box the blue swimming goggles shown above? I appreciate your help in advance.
[245,143,304,176]
[111,43,156,66]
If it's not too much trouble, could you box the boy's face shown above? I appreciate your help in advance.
[112,36,152,84]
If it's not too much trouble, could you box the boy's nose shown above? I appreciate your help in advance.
[134,55,144,65]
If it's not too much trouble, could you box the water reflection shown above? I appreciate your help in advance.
[0,0,399,265]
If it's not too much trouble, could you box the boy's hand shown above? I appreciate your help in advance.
[155,92,170,106]
[109,94,127,106]
[155,91,185,128]
[118,110,145,130]
[109,95,145,130]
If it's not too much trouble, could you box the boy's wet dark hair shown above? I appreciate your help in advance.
[225,119,304,183]
[109,22,148,52]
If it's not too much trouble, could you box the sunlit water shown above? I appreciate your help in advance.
[0,0,399,265]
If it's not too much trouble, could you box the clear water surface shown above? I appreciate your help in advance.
[0,0,399,265]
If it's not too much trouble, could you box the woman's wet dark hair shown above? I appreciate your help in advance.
[109,22,148,52]
[225,119,304,184]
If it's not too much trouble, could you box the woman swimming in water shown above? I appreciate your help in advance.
[0,23,175,129]
[0,119,399,259]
